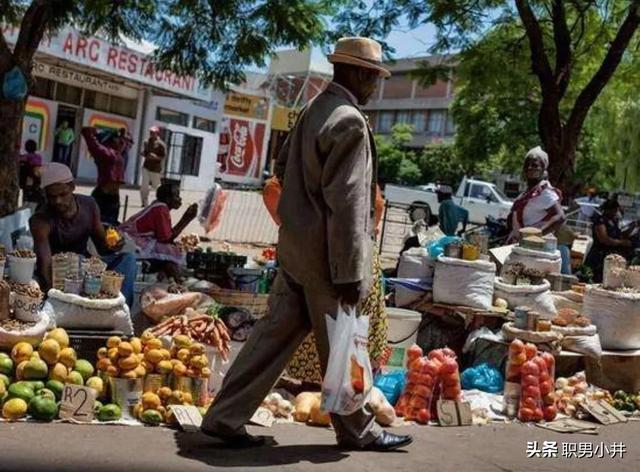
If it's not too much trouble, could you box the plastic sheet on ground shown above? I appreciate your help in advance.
[462,389,507,422]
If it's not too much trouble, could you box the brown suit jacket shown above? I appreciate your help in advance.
[275,82,378,291]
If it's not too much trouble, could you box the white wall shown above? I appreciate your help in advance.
[143,94,224,192]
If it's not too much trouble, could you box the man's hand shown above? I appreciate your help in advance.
[334,281,362,307]
[183,203,198,222]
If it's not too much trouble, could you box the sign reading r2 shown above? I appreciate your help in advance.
[59,384,96,422]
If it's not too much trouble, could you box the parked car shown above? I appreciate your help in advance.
[384,177,513,224]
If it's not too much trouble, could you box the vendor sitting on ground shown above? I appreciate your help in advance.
[119,182,198,281]
[585,198,636,282]
[29,163,137,306]
[437,184,468,236]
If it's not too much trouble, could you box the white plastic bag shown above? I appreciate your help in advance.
[494,277,557,317]
[321,305,373,416]
[433,256,496,309]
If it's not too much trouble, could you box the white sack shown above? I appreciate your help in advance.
[503,246,562,275]
[433,256,496,310]
[0,312,53,349]
[494,278,557,317]
[583,285,640,350]
[43,289,133,336]
[396,247,434,308]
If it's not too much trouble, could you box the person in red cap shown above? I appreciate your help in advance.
[140,126,166,207]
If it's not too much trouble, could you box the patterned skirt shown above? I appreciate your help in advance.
[285,252,388,384]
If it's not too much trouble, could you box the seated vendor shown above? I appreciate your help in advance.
[119,182,198,280]
[29,163,137,306]
[437,184,468,237]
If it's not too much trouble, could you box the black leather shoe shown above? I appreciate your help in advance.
[201,429,267,448]
[360,432,413,452]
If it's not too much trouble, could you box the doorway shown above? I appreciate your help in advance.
[53,106,78,174]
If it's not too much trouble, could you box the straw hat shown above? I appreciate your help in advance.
[328,37,391,78]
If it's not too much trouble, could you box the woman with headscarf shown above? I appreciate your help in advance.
[507,146,565,242]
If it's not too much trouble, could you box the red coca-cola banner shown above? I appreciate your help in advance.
[217,118,266,181]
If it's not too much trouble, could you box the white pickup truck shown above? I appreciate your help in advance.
[384,177,513,224]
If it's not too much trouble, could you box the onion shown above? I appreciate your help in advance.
[575,372,586,383]
[574,382,588,394]
[568,376,579,386]
[555,377,569,389]
[565,404,577,417]
[562,386,575,396]
[573,394,586,405]
[494,298,508,309]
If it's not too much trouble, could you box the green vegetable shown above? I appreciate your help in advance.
[28,396,58,421]
[614,390,628,401]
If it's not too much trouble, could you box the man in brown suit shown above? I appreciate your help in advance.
[202,37,412,452]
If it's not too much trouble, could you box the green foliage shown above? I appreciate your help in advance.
[376,124,466,186]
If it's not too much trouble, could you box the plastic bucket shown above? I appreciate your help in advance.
[228,268,263,293]
[384,307,422,371]
[8,256,36,284]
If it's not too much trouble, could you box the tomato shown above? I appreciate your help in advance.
[442,347,456,359]
[420,361,440,378]
[509,339,525,354]
[442,372,461,388]
[533,356,548,374]
[416,408,430,424]
[412,384,433,400]
[521,374,538,387]
[442,385,461,400]
[352,379,364,394]
[543,405,557,422]
[407,371,422,385]
[539,380,553,396]
[409,357,428,372]
[408,395,428,409]
[533,408,544,421]
[541,352,555,371]
[518,407,535,422]
[524,343,538,359]
[521,397,538,411]
[420,373,436,387]
[407,344,424,360]
[428,349,447,364]
[521,361,540,377]
[543,392,556,405]
[511,352,527,365]
[523,385,541,399]
[439,358,459,376]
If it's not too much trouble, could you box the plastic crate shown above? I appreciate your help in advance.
[67,329,125,362]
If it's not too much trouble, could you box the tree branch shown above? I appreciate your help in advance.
[0,31,13,72]
[552,0,571,97]
[514,0,555,92]
[13,0,53,70]
[566,1,640,142]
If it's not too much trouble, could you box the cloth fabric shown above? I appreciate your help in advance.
[91,187,120,226]
[119,201,185,266]
[56,128,75,146]
[202,269,381,447]
[559,244,572,275]
[525,146,549,169]
[53,144,72,166]
[41,162,73,188]
[274,82,378,292]
[286,252,388,384]
[509,180,564,239]
[42,195,98,256]
[142,137,166,173]
[438,199,468,236]
[81,127,125,187]
[140,168,163,207]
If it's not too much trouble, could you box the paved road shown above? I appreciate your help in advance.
[1,421,638,472]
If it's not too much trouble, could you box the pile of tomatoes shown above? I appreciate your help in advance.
[394,345,462,424]
[507,339,557,423]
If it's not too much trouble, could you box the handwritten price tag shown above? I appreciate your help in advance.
[170,405,203,432]
[58,385,96,422]
[437,400,472,427]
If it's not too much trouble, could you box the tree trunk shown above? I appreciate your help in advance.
[0,97,26,217]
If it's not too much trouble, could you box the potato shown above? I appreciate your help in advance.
[293,392,320,423]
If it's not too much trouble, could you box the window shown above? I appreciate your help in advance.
[396,111,411,125]
[193,116,217,133]
[109,95,137,118]
[378,111,394,133]
[446,112,456,135]
[31,78,54,100]
[55,83,82,105]
[163,130,203,177]
[427,109,445,135]
[84,90,110,112]
[156,107,189,126]
[470,184,492,200]
[411,111,426,133]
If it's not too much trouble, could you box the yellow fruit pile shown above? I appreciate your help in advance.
[96,335,148,379]
[133,386,200,425]
[169,334,211,379]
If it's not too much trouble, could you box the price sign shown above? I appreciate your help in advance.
[437,400,472,427]
[58,385,96,422]
[249,406,275,428]
[170,405,203,432]
[581,400,628,425]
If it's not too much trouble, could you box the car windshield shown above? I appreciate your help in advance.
[492,185,511,202]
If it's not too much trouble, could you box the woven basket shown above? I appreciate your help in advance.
[208,288,269,319]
